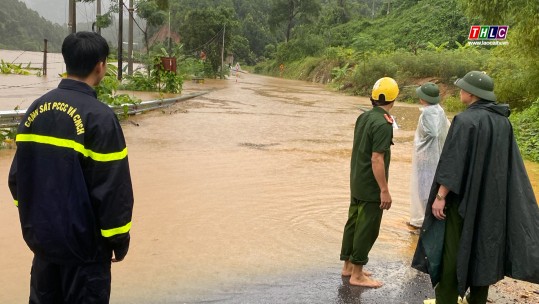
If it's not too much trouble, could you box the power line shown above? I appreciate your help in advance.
[184,27,224,54]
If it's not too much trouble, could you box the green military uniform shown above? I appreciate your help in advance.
[340,106,393,265]
[436,203,489,304]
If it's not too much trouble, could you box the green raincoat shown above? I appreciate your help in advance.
[412,100,539,296]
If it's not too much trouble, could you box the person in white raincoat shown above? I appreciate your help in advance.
[409,82,450,228]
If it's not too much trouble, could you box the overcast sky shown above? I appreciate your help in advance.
[20,0,113,25]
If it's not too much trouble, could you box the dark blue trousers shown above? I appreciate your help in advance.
[29,255,111,304]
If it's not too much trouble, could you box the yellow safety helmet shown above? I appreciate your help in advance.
[371,77,399,103]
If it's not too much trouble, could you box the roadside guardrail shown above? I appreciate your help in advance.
[0,91,209,128]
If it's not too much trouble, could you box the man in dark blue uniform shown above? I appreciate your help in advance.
[8,32,134,303]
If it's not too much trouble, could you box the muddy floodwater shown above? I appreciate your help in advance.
[1,51,538,303]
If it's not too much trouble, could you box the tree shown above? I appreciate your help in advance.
[459,0,539,107]
[180,7,238,76]
[458,0,538,54]
[135,0,169,55]
[269,0,321,42]
[0,0,66,52]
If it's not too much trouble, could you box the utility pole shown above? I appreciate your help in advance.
[118,0,124,80]
[43,39,48,76]
[96,0,102,35]
[168,9,171,51]
[69,0,76,33]
[128,0,134,75]
[221,24,225,79]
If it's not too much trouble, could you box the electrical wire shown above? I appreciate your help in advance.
[183,27,224,54]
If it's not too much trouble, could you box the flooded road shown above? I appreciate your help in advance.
[1,51,538,303]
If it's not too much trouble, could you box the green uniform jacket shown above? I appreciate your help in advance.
[411,100,539,296]
[350,106,393,202]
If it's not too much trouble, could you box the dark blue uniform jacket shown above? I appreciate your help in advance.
[8,79,134,264]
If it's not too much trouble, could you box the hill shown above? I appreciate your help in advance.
[0,0,67,52]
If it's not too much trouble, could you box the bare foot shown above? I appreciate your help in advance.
[349,274,383,288]
[341,261,353,276]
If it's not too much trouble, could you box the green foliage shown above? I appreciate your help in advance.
[122,50,184,94]
[122,70,157,92]
[349,54,398,96]
[331,63,351,83]
[96,12,113,28]
[230,35,256,65]
[253,60,279,76]
[426,41,449,53]
[487,47,539,110]
[135,0,169,54]
[324,0,471,54]
[257,47,490,101]
[269,0,321,42]
[0,127,17,149]
[510,99,539,162]
[275,34,325,63]
[0,60,32,75]
[323,47,357,63]
[178,58,205,78]
[136,0,167,26]
[458,0,539,109]
[179,6,238,77]
[458,0,539,52]
[391,49,489,82]
[442,95,467,114]
[284,56,325,80]
[95,64,141,106]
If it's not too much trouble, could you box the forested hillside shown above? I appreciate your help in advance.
[0,0,67,52]
[0,0,476,63]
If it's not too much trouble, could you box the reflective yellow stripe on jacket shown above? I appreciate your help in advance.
[16,134,127,162]
[101,222,132,237]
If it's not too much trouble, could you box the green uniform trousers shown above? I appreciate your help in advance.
[340,197,383,265]
[435,203,489,304]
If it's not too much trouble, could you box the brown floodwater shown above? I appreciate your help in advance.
[0,51,538,303]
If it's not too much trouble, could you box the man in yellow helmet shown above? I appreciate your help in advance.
[340,77,399,287]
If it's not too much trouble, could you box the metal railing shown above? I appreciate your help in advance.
[0,91,210,128]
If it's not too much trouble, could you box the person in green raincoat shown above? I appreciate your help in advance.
[412,71,539,304]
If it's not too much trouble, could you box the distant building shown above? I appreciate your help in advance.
[226,53,234,65]
[148,25,181,47]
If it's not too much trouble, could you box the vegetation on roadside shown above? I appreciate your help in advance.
[0,60,32,75]
[0,127,16,148]
[122,47,184,94]
[510,99,539,162]
[94,64,141,107]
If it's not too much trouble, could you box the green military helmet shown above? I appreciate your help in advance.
[416,82,440,104]
[454,71,496,102]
